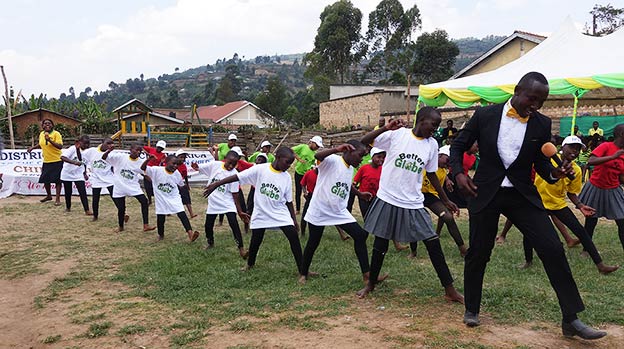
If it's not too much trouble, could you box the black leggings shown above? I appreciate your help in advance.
[248,226,303,273]
[370,236,453,287]
[300,193,313,234]
[205,212,244,248]
[301,222,369,276]
[246,187,255,215]
[92,186,114,219]
[585,216,624,252]
[358,197,371,219]
[112,194,149,228]
[294,172,304,211]
[157,212,192,238]
[63,180,89,212]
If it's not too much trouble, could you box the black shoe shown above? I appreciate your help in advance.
[562,319,607,340]
[463,311,480,327]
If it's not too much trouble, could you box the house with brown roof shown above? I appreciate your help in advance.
[3,108,82,139]
[187,101,275,128]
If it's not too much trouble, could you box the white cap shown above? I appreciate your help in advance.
[310,136,324,148]
[230,146,244,156]
[439,145,451,157]
[156,140,167,149]
[228,134,237,141]
[175,149,188,156]
[562,135,585,148]
[370,147,385,157]
[260,140,272,148]
[256,153,268,160]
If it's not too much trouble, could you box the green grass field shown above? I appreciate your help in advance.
[1,187,623,348]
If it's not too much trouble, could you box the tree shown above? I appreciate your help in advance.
[254,77,289,120]
[412,30,459,84]
[366,0,421,79]
[108,81,118,90]
[175,67,180,72]
[146,91,162,107]
[304,0,365,84]
[215,78,236,104]
[586,3,624,36]
[166,88,183,108]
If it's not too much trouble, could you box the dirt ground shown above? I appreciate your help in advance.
[1,195,623,348]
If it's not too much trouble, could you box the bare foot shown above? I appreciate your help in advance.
[495,235,505,244]
[156,236,164,242]
[340,234,351,241]
[394,243,409,251]
[519,262,532,269]
[240,264,253,271]
[597,263,619,275]
[407,252,417,259]
[444,286,464,304]
[204,243,214,250]
[188,231,199,242]
[363,272,389,284]
[356,284,374,298]
[580,251,590,258]
[143,225,156,232]
[190,214,198,219]
[40,196,52,203]
[85,210,93,216]
[308,271,320,278]
[91,217,98,222]
[239,248,249,260]
[566,239,581,248]
[298,275,307,284]
[114,227,124,233]
[64,209,71,213]
[124,214,130,223]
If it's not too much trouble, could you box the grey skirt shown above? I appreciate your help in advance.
[579,182,624,220]
[363,197,436,242]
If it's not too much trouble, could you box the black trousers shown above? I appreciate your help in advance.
[112,194,149,228]
[294,172,304,211]
[62,180,89,212]
[465,187,584,317]
[585,216,624,251]
[157,212,192,238]
[300,192,313,234]
[248,226,303,273]
[205,212,244,248]
[523,207,604,265]
[144,179,154,199]
[358,197,371,219]
[411,197,465,253]
[369,235,453,287]
[92,186,114,219]
[301,222,369,276]
[246,187,255,216]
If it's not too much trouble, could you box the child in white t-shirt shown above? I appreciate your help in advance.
[192,150,249,258]
[203,147,303,276]
[83,138,115,221]
[142,154,199,242]
[60,135,92,215]
[356,107,463,303]
[300,140,386,285]
[102,143,155,233]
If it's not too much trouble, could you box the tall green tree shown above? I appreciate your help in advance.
[586,3,624,36]
[366,0,421,78]
[412,30,459,84]
[304,0,365,84]
[166,88,183,108]
[254,77,289,120]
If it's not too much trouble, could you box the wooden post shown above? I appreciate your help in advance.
[1,65,15,149]
[405,75,411,124]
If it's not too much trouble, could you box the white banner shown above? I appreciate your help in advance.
[0,149,215,199]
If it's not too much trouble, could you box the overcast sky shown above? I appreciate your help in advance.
[0,0,615,99]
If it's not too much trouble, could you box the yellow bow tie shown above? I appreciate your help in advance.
[506,107,529,124]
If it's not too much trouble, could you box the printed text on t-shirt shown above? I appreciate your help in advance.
[395,153,425,173]
[260,182,280,200]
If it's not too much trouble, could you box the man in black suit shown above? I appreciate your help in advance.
[450,72,606,340]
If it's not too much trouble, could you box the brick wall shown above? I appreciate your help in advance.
[320,93,381,128]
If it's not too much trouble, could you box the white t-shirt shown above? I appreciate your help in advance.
[236,163,294,229]
[198,161,239,214]
[60,146,86,182]
[146,166,185,215]
[83,146,115,188]
[304,154,356,226]
[105,152,145,198]
[373,127,438,209]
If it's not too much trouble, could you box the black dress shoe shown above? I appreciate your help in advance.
[562,319,607,340]
[463,311,480,327]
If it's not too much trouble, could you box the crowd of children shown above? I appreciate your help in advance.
[28,110,624,340]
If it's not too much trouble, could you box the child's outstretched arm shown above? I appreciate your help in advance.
[232,192,250,223]
[314,143,354,162]
[426,171,459,215]
[203,174,240,197]
[361,118,404,146]
[286,201,299,233]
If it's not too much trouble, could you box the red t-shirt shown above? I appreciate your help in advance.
[143,146,165,166]
[177,163,188,180]
[236,160,253,172]
[300,169,318,194]
[353,164,382,197]
[589,142,624,189]
[463,153,477,174]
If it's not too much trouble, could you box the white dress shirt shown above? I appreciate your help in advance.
[498,100,527,187]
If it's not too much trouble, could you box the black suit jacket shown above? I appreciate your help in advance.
[449,103,557,214]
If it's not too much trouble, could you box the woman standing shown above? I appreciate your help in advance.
[27,119,63,205]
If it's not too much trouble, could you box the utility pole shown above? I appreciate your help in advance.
[1,65,15,149]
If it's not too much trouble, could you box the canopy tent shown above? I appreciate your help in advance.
[418,17,624,110]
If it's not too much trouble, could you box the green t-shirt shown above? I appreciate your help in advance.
[248,151,275,163]
[292,144,316,175]
[217,143,230,160]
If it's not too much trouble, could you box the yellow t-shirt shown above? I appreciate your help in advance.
[39,130,63,163]
[422,167,448,197]
[534,157,582,211]
[588,127,604,137]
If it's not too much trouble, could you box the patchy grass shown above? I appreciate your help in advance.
[85,321,113,338]
[41,334,62,344]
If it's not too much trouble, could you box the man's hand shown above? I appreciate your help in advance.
[335,143,355,153]
[443,199,460,216]
[385,118,405,131]
[579,204,596,217]
[455,173,477,197]
[203,183,218,197]
[238,211,251,224]
[358,191,373,202]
